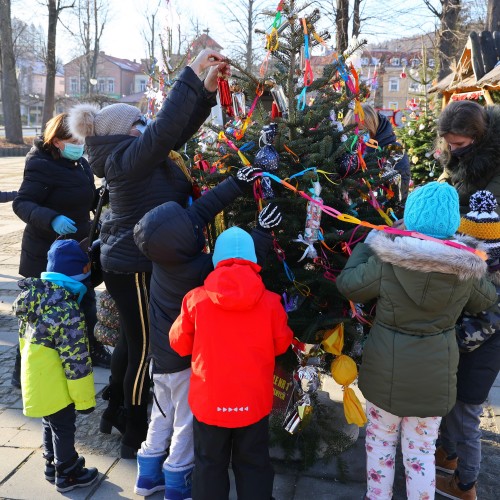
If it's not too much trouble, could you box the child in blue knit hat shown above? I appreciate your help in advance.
[336,182,497,500]
[12,239,99,493]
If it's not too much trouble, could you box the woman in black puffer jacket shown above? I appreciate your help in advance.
[67,48,228,458]
[12,113,111,386]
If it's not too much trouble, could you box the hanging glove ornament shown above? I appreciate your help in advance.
[254,124,279,199]
[257,202,282,230]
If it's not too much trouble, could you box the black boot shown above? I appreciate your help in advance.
[100,379,126,434]
[11,347,21,389]
[121,404,149,459]
[55,454,98,492]
[90,342,112,369]
[43,454,55,483]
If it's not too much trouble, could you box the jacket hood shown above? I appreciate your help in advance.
[375,113,398,147]
[366,231,488,306]
[134,201,204,264]
[442,106,500,191]
[13,278,76,321]
[204,259,264,311]
[85,134,132,178]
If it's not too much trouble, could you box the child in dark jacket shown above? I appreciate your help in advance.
[336,182,497,500]
[12,239,98,493]
[435,190,500,500]
[132,167,282,499]
[169,226,293,500]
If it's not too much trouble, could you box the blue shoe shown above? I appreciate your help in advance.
[134,453,167,496]
[163,464,193,500]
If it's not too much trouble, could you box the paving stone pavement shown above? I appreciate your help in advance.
[0,156,498,499]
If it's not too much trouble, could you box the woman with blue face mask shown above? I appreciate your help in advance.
[437,100,500,215]
[12,112,112,378]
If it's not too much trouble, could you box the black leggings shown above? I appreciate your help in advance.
[103,271,151,408]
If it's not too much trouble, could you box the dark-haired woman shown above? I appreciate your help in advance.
[437,100,500,214]
[12,113,111,387]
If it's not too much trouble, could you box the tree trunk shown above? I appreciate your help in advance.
[352,0,361,38]
[335,0,349,54]
[42,0,58,130]
[486,0,500,32]
[245,0,254,71]
[438,0,461,81]
[0,0,23,144]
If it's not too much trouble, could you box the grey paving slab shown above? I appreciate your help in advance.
[89,457,138,499]
[0,447,33,483]
[0,427,21,446]
[0,408,33,428]
[293,475,367,499]
[0,451,115,500]
[4,428,43,448]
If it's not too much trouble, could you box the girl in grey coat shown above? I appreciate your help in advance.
[336,182,496,500]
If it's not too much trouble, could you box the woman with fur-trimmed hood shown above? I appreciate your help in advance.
[66,48,229,459]
[437,100,500,214]
[336,182,497,500]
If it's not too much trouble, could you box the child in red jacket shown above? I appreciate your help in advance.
[170,226,293,500]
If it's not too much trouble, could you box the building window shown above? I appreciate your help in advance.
[98,79,106,93]
[388,101,399,110]
[391,57,400,66]
[360,57,369,66]
[411,58,420,68]
[389,78,399,92]
[80,78,87,94]
[401,58,408,67]
[139,79,147,92]
[70,77,78,94]
[429,58,435,68]
[107,79,115,93]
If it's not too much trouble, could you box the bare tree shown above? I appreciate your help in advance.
[64,0,108,95]
[335,0,349,53]
[41,0,74,128]
[352,0,363,38]
[141,0,162,75]
[423,0,462,80]
[486,0,500,31]
[0,0,23,143]
[220,0,270,71]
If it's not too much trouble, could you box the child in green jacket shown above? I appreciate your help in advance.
[13,239,99,493]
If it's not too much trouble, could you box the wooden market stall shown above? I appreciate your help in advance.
[430,31,500,108]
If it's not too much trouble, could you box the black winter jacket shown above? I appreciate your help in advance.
[375,113,411,201]
[456,281,500,405]
[86,67,216,274]
[1,191,17,202]
[13,140,95,278]
[134,177,274,373]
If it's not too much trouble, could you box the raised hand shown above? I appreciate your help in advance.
[258,203,282,230]
[205,61,231,93]
[189,49,225,77]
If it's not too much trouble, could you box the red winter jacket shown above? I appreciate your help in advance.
[170,258,293,427]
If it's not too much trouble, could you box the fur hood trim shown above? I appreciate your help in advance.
[366,231,488,281]
[67,103,100,141]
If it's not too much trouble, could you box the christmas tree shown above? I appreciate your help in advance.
[182,1,409,466]
[397,107,442,186]
[151,1,405,465]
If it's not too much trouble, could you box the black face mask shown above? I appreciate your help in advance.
[450,142,475,158]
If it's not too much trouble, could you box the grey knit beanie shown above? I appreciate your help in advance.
[68,103,142,140]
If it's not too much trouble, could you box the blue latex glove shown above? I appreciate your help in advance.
[51,215,77,235]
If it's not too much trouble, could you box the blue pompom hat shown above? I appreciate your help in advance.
[404,182,460,239]
[46,239,91,281]
[212,227,257,268]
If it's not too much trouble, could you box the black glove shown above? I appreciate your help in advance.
[258,203,282,231]
[234,166,262,190]
[77,407,95,415]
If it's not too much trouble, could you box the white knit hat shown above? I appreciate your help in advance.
[68,103,142,140]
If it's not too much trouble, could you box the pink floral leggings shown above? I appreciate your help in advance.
[365,401,441,500]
